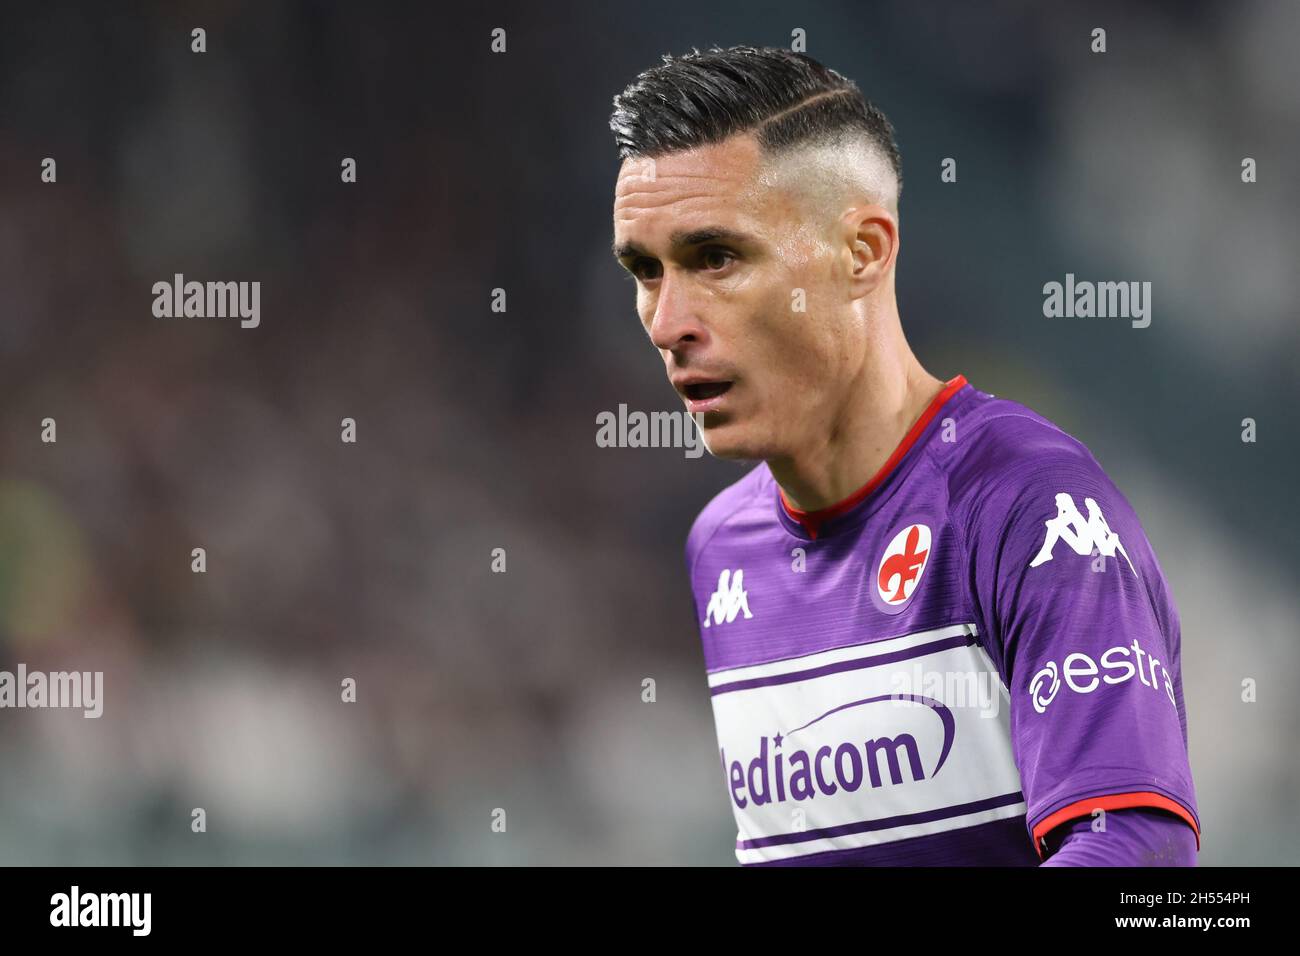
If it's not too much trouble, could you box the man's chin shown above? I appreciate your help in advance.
[695,417,778,462]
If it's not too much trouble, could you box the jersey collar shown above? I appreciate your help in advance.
[776,374,969,540]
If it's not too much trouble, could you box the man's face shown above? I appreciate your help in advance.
[612,133,867,462]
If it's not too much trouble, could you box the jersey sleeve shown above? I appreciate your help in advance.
[959,428,1200,861]
[1038,806,1198,866]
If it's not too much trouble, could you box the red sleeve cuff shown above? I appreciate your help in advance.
[1031,791,1200,860]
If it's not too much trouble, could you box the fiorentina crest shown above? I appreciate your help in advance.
[876,523,932,612]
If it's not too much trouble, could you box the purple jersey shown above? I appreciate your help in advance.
[686,375,1200,865]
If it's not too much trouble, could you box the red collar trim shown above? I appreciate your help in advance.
[779,374,968,539]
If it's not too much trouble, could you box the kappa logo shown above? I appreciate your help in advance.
[1029,493,1135,575]
[876,524,932,608]
[703,568,753,628]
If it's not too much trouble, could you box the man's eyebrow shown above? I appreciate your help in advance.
[612,226,754,260]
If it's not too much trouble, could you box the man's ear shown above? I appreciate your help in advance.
[843,205,898,298]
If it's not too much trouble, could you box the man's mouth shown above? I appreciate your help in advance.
[684,381,732,401]
[681,380,733,414]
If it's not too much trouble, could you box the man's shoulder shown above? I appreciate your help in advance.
[936,387,1157,578]
[684,462,773,570]
[937,388,1111,505]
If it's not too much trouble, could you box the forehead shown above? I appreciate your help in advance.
[613,135,776,241]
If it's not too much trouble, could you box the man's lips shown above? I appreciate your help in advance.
[676,379,734,414]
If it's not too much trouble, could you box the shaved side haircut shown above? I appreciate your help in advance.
[609,45,903,215]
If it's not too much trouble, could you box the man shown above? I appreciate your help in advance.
[609,46,1199,865]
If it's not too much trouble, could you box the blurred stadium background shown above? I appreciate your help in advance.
[0,0,1296,864]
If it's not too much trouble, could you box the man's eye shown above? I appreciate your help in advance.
[701,248,734,271]
[630,259,661,281]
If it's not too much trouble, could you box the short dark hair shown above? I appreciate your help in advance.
[609,45,902,198]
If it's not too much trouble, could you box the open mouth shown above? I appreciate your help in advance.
[683,381,733,401]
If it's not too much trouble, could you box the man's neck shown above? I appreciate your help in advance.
[769,356,945,513]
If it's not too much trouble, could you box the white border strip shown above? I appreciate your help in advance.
[707,622,979,688]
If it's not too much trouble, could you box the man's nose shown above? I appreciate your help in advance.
[648,272,706,352]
